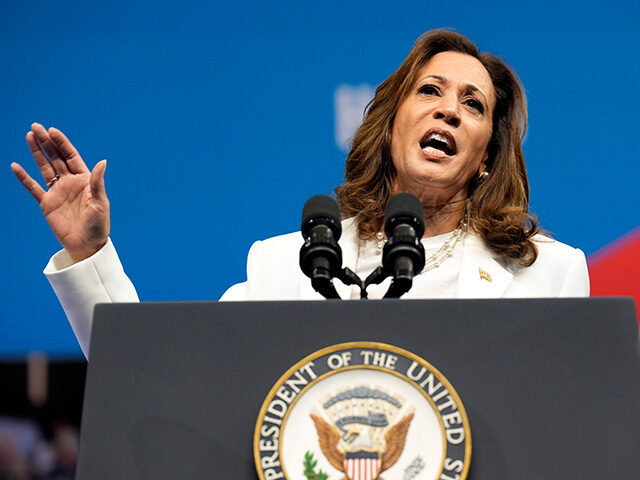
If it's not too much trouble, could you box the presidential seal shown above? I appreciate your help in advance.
[254,342,471,480]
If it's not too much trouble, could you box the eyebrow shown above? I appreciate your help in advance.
[420,75,489,106]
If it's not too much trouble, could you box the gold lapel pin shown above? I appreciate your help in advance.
[479,267,492,283]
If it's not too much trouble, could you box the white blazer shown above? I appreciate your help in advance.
[44,217,589,357]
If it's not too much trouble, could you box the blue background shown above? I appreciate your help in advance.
[2,0,639,356]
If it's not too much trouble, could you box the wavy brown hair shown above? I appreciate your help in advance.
[335,29,541,266]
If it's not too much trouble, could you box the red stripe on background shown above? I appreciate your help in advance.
[588,226,640,323]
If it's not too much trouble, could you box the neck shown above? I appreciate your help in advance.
[391,185,468,238]
[421,197,467,238]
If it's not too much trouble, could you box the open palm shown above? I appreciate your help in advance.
[12,123,110,262]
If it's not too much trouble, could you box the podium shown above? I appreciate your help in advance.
[77,298,640,479]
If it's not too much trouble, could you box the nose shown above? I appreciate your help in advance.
[433,96,461,127]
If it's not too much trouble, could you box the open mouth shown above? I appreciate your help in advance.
[419,129,457,156]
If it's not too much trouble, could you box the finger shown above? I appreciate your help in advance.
[26,131,58,183]
[11,162,45,203]
[48,127,89,174]
[90,159,107,202]
[31,123,69,175]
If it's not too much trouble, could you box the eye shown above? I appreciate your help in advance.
[465,97,484,113]
[418,84,439,96]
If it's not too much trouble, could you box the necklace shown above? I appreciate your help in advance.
[374,212,468,274]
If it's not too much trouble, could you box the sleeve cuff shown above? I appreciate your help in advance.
[44,238,139,358]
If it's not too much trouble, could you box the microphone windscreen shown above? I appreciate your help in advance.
[301,195,342,238]
[384,193,425,237]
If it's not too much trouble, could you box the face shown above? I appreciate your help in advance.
[390,51,495,204]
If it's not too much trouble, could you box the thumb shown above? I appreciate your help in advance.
[90,159,108,201]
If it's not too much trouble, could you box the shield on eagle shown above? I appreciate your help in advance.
[343,451,381,480]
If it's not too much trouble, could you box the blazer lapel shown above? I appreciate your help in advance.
[456,234,513,298]
[298,217,360,300]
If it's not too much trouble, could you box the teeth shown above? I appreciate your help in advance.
[428,132,450,148]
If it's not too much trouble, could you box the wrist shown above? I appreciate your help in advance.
[68,239,108,263]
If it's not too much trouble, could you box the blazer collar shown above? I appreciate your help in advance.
[456,233,513,298]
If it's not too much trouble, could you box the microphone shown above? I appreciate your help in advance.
[299,195,344,299]
[382,193,426,297]
[299,195,366,299]
[364,193,425,298]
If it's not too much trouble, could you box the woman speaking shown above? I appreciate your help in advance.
[11,30,589,357]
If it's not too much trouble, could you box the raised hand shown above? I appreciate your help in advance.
[11,123,110,263]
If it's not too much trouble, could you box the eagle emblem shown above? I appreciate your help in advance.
[309,386,414,480]
[254,343,471,480]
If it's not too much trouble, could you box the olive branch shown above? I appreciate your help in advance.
[303,451,329,480]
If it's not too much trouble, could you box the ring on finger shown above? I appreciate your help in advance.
[46,174,60,187]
